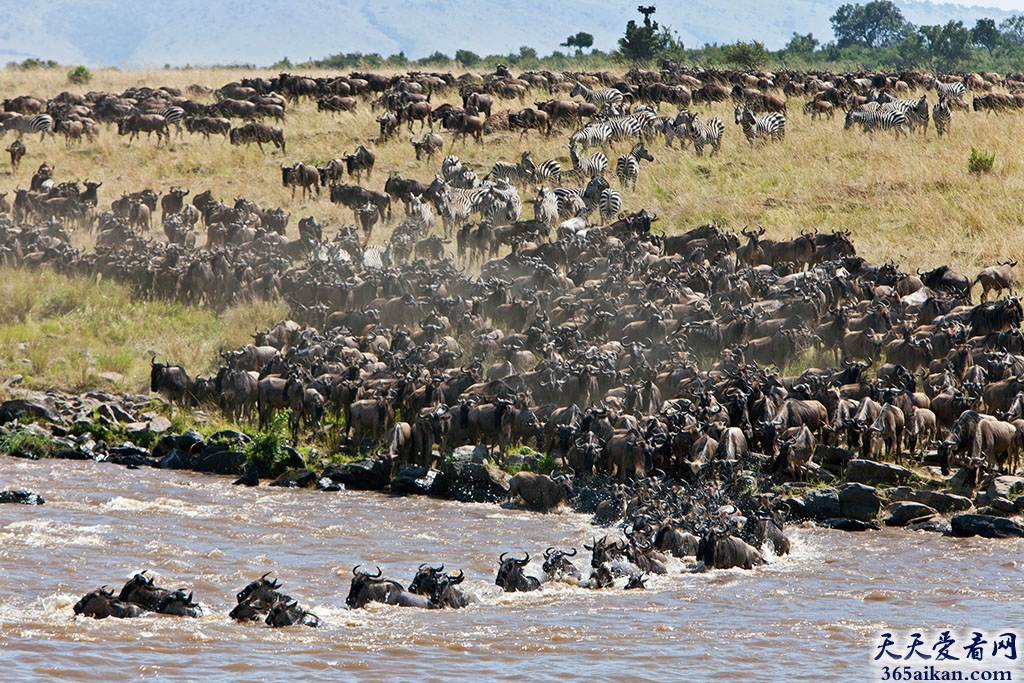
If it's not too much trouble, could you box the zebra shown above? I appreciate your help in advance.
[161,106,186,138]
[568,140,607,179]
[932,98,953,137]
[928,78,966,102]
[484,156,533,186]
[533,158,561,186]
[734,105,785,146]
[598,188,622,222]
[616,141,654,188]
[843,108,908,137]
[1,114,54,141]
[602,114,642,143]
[436,187,474,237]
[570,123,613,150]
[881,95,929,134]
[677,111,725,157]
[553,187,588,219]
[481,180,522,226]
[570,81,624,110]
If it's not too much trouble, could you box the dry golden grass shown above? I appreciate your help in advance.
[1,66,1023,391]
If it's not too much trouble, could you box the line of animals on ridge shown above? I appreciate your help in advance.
[73,518,785,626]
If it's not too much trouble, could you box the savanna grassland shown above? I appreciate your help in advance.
[0,65,1022,399]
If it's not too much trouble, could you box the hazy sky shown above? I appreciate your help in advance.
[966,0,1024,10]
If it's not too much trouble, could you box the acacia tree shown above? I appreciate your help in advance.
[999,16,1024,46]
[919,21,973,71]
[972,18,1000,54]
[830,0,912,48]
[562,32,594,54]
[618,5,679,63]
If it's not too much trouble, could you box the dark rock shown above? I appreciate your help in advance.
[0,489,44,505]
[885,501,938,527]
[947,468,978,496]
[207,430,251,447]
[887,487,973,514]
[906,515,951,534]
[815,443,855,468]
[820,518,880,532]
[846,459,916,486]
[102,444,158,468]
[175,429,207,454]
[981,476,1024,506]
[802,487,841,520]
[151,434,179,459]
[269,468,318,488]
[986,498,1017,516]
[783,496,808,519]
[191,446,247,475]
[158,448,192,469]
[281,445,306,470]
[431,461,510,503]
[322,459,390,490]
[838,483,881,521]
[392,466,438,495]
[0,399,61,424]
[318,478,344,492]
[233,461,260,486]
[55,448,92,460]
[950,514,1024,538]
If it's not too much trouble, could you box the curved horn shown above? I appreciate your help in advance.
[564,547,577,557]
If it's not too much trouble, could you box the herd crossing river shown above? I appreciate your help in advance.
[1,457,1021,681]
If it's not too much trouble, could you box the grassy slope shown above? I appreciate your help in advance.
[0,66,1022,396]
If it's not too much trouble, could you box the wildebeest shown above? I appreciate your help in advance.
[494,551,541,592]
[342,145,375,183]
[265,598,321,627]
[974,260,1017,302]
[230,122,285,152]
[346,565,432,608]
[282,162,320,199]
[5,139,25,172]
[541,547,582,583]
[117,112,169,144]
[507,471,574,511]
[73,587,149,619]
[697,529,766,570]
[150,358,193,406]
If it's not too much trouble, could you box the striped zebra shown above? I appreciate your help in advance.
[553,187,587,219]
[616,142,654,188]
[481,180,522,226]
[932,98,953,137]
[843,108,908,137]
[598,188,622,222]
[568,140,607,179]
[929,78,966,102]
[161,106,186,138]
[570,122,613,150]
[570,81,624,110]
[603,114,643,143]
[881,95,929,134]
[436,187,474,237]
[532,158,561,185]
[678,111,725,157]
[1,114,54,141]
[484,155,534,186]
[734,106,785,146]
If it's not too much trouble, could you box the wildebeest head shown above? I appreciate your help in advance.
[235,572,284,607]
[408,563,445,595]
[495,552,540,592]
[155,589,204,618]
[266,599,321,628]
[541,546,580,581]
[346,565,386,608]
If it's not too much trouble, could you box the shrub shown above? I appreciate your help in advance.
[968,146,995,174]
[67,65,93,84]
[246,409,290,477]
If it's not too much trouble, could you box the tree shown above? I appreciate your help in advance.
[919,21,972,71]
[455,49,480,67]
[618,5,679,63]
[972,18,1000,54]
[722,40,770,69]
[831,1,912,48]
[999,15,1024,46]
[562,32,594,53]
[785,32,819,55]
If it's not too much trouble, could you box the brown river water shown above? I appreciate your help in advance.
[1,456,1021,682]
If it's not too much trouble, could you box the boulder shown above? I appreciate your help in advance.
[392,466,439,495]
[158,448,192,470]
[846,459,915,486]
[175,429,207,454]
[0,398,60,424]
[838,483,881,521]
[0,489,44,505]
[322,459,390,490]
[887,487,973,514]
[232,461,260,486]
[982,476,1024,505]
[802,487,841,520]
[191,446,247,475]
[885,501,938,527]
[950,514,1024,538]
[985,497,1017,516]
[906,515,951,534]
[269,468,318,488]
[431,461,510,503]
[820,518,879,532]
[450,444,489,464]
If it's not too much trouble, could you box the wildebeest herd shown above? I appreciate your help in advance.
[4,63,1024,624]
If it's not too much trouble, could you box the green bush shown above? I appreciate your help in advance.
[67,65,93,84]
[968,146,995,174]
[246,409,290,477]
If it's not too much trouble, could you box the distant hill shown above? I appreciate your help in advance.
[0,0,1015,68]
